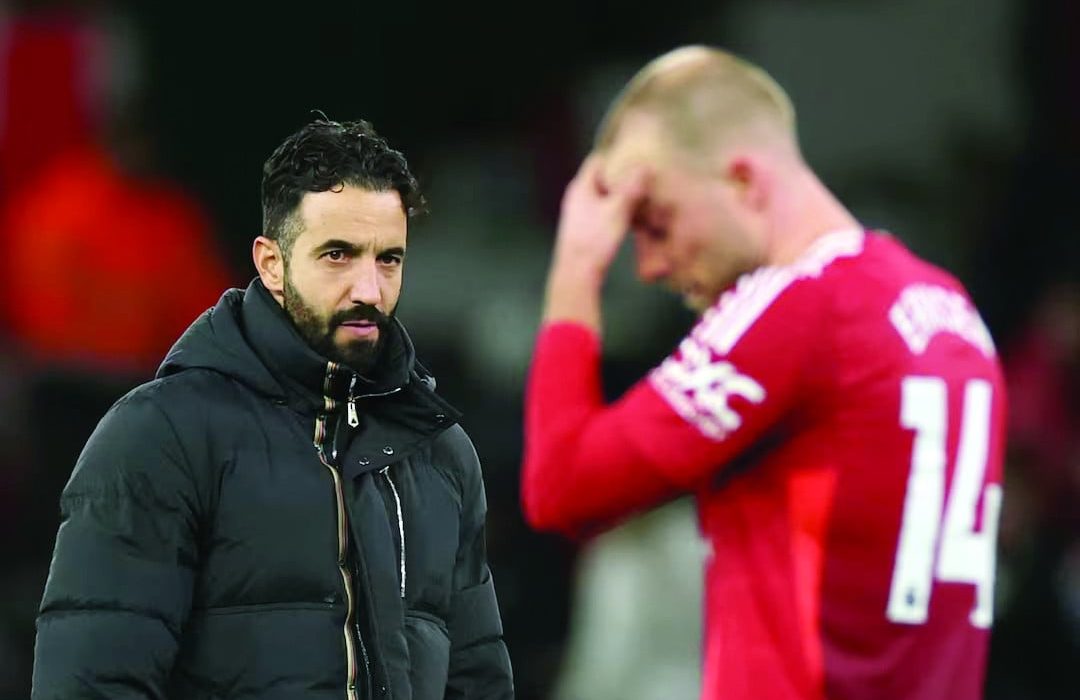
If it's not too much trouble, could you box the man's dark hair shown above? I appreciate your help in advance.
[261,117,426,258]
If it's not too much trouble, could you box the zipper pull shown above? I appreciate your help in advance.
[347,375,359,428]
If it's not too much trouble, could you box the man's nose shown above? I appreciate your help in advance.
[348,259,381,307]
[635,236,671,284]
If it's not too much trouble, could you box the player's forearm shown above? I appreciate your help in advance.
[522,323,678,536]
[541,259,605,333]
[522,322,604,533]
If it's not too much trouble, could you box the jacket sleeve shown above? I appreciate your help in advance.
[32,390,201,699]
[441,426,514,699]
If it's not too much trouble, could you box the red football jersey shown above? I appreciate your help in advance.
[523,229,1006,700]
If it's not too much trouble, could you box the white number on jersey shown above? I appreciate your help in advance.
[886,377,1002,628]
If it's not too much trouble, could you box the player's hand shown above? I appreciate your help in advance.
[552,154,649,282]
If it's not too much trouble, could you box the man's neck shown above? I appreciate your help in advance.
[766,166,860,267]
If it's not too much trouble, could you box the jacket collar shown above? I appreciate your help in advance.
[240,279,417,416]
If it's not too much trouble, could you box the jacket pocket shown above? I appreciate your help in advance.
[403,610,451,700]
[174,604,347,699]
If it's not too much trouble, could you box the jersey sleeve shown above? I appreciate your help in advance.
[522,266,829,537]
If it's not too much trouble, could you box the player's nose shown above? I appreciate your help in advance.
[634,237,671,284]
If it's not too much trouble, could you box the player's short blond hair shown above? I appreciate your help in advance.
[595,46,797,157]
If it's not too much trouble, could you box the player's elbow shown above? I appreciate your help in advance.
[520,476,575,535]
[521,437,592,537]
[520,485,557,532]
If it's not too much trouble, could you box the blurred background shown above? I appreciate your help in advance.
[1,0,1077,697]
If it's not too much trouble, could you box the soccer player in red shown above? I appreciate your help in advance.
[522,46,1006,700]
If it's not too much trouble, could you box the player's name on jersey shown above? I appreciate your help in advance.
[889,284,995,358]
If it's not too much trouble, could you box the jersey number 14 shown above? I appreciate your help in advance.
[886,377,1002,628]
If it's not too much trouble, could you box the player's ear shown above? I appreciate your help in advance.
[253,236,286,304]
[726,156,768,212]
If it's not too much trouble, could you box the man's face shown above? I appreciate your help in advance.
[603,114,766,312]
[282,185,407,373]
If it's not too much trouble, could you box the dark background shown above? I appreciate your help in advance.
[1,0,1077,697]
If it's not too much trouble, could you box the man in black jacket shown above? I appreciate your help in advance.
[32,118,514,700]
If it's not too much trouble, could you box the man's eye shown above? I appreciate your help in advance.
[379,254,403,265]
[324,250,346,261]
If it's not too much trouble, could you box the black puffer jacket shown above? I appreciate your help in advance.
[32,280,514,700]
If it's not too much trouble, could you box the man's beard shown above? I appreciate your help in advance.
[283,275,392,375]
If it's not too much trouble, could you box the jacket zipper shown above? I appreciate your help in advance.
[348,376,404,427]
[347,375,360,428]
[346,375,405,598]
[315,362,360,700]
[381,467,407,599]
[322,369,407,697]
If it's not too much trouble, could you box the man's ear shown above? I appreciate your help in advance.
[253,236,286,304]
[726,156,768,212]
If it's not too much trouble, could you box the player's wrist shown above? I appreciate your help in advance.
[543,264,603,331]
[548,253,608,290]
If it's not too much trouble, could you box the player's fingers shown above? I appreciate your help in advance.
[561,156,611,219]
[609,166,650,215]
[562,155,599,202]
[578,153,603,180]
[577,154,611,198]
[567,154,599,190]
[628,166,650,196]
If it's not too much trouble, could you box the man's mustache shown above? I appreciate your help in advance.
[330,305,390,328]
